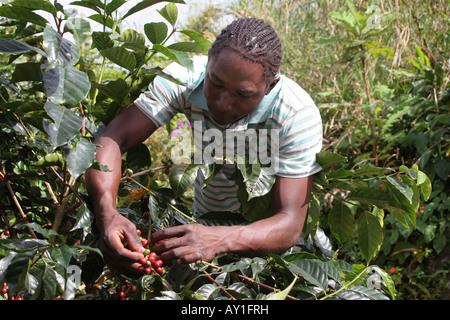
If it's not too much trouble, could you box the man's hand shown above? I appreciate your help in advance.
[150,224,228,265]
[85,104,158,275]
[149,175,314,265]
[96,212,145,275]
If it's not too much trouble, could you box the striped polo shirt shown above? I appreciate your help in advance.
[134,56,323,216]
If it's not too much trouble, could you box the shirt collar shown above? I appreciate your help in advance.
[186,72,283,126]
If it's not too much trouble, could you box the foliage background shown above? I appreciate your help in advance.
[0,0,448,300]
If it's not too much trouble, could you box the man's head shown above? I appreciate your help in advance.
[209,17,282,81]
[205,18,282,125]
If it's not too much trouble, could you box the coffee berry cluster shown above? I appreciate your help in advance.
[1,282,22,300]
[136,229,165,275]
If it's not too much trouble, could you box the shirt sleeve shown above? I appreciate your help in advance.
[275,104,323,178]
[134,75,187,128]
[133,56,208,128]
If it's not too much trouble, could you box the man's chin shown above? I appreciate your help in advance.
[211,115,232,126]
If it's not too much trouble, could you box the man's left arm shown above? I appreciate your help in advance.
[225,174,314,257]
[150,175,314,264]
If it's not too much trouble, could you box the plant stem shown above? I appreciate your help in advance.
[202,269,236,300]
[129,177,197,223]
[319,265,369,300]
[199,260,299,300]
[0,162,37,239]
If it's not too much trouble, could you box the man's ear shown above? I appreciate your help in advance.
[265,76,280,95]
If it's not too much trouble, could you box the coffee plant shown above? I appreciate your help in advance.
[0,0,434,300]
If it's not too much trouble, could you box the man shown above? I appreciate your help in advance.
[85,17,323,275]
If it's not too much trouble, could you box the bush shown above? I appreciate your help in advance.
[0,0,437,300]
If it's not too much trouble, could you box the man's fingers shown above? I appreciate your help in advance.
[107,230,144,261]
[150,224,197,245]
[178,251,205,265]
[124,227,145,253]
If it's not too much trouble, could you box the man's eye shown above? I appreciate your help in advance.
[209,79,222,88]
[238,91,255,98]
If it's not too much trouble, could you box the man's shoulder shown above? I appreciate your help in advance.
[271,75,319,125]
[278,75,317,111]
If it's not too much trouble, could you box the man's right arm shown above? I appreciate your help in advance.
[85,103,158,274]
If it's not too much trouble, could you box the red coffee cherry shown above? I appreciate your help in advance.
[154,260,163,268]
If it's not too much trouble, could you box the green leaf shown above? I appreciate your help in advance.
[348,187,404,212]
[386,176,413,204]
[338,285,389,300]
[87,14,116,30]
[318,261,342,282]
[237,162,276,200]
[126,143,151,174]
[433,233,446,254]
[264,276,297,300]
[420,176,432,201]
[26,222,58,239]
[169,164,200,197]
[198,163,223,188]
[23,271,40,297]
[43,26,80,69]
[328,202,355,244]
[328,168,354,179]
[105,0,125,15]
[287,259,328,291]
[3,238,50,252]
[4,249,36,294]
[168,41,207,54]
[42,262,58,300]
[11,0,57,17]
[315,151,347,170]
[70,0,102,14]
[0,5,48,26]
[66,17,91,47]
[144,22,168,44]
[157,2,179,26]
[91,78,128,102]
[196,283,219,300]
[0,252,17,283]
[302,193,320,236]
[70,205,94,231]
[220,258,252,273]
[434,157,450,181]
[179,29,212,51]
[100,46,137,71]
[140,66,184,85]
[357,210,384,263]
[0,38,46,56]
[42,65,91,107]
[92,31,114,50]
[51,245,72,269]
[63,138,97,181]
[370,266,396,299]
[42,102,83,148]
[352,165,390,177]
[147,193,159,225]
[10,62,42,82]
[152,44,193,70]
[118,29,147,50]
[121,0,184,21]
[238,190,272,222]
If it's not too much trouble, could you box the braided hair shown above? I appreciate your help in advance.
[209,17,282,81]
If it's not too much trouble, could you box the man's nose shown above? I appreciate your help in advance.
[216,92,233,112]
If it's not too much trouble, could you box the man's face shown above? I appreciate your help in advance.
[204,48,279,125]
